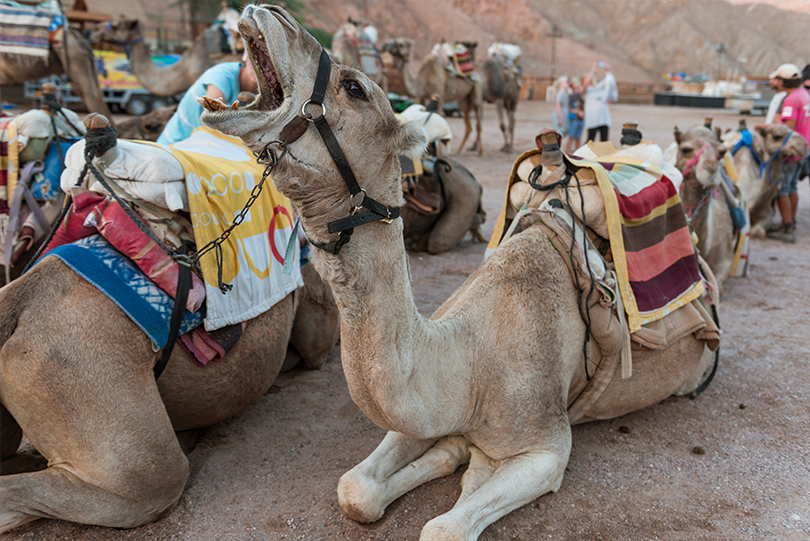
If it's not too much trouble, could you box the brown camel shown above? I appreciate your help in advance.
[674,125,737,288]
[478,46,521,153]
[201,6,720,539]
[381,37,484,155]
[402,156,485,253]
[331,21,386,92]
[114,104,177,140]
[0,116,340,532]
[722,123,809,236]
[0,27,113,121]
[93,19,229,97]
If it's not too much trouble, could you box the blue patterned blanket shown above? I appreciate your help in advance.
[39,234,203,350]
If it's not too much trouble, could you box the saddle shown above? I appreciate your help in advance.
[487,134,720,420]
[401,156,443,216]
[433,43,476,79]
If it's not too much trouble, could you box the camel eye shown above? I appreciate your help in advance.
[341,80,366,100]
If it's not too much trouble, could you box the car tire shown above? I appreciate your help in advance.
[126,96,150,116]
[151,96,171,110]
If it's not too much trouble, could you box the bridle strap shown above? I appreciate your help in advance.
[760,131,793,184]
[304,48,400,253]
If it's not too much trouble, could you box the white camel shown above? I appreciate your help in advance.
[201,6,720,540]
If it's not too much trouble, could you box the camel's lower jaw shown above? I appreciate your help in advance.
[200,107,285,143]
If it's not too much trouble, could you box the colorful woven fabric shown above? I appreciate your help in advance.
[0,117,19,215]
[451,44,475,76]
[0,0,52,59]
[588,157,703,329]
[488,148,704,333]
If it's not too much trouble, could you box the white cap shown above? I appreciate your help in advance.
[769,63,800,80]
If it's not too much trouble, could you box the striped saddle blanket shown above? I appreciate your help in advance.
[434,43,476,78]
[488,142,706,333]
[0,0,57,59]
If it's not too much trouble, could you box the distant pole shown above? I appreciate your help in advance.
[549,25,563,81]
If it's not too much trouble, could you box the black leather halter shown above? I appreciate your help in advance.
[278,49,400,255]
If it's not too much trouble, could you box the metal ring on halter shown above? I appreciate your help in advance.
[302,100,326,121]
[349,189,366,212]
[254,141,287,167]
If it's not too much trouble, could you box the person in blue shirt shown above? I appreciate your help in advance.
[156,61,258,145]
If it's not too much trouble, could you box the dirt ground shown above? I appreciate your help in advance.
[6,100,810,540]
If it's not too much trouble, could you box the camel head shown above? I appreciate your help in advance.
[201,5,426,241]
[381,38,414,63]
[91,19,142,48]
[756,123,809,162]
[675,125,723,188]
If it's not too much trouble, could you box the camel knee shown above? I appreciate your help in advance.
[429,436,472,476]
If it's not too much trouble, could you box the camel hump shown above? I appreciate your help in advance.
[84,113,110,130]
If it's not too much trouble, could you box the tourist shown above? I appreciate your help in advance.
[766,63,810,243]
[764,74,787,124]
[156,60,258,145]
[566,78,584,154]
[583,61,617,143]
[551,76,570,138]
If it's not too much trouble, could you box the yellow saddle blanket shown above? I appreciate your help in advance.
[167,127,303,331]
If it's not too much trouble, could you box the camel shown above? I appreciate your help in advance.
[93,19,236,98]
[200,6,720,539]
[401,156,485,253]
[674,125,737,288]
[331,21,387,92]
[0,116,340,532]
[722,123,809,236]
[478,45,521,153]
[381,37,484,155]
[0,27,113,121]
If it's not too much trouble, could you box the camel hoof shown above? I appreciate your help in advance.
[500,145,512,153]
[420,515,467,541]
[337,469,386,523]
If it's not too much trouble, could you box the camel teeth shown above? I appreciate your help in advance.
[231,100,239,110]
[196,96,213,111]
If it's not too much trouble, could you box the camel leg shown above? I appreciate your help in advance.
[506,105,516,152]
[419,435,572,541]
[338,432,473,523]
[455,446,497,503]
[495,101,509,152]
[455,108,474,156]
[0,290,189,531]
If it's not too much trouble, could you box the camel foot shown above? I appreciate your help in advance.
[500,144,513,153]
[337,468,387,523]
[420,514,469,541]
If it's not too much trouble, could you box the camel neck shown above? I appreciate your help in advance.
[308,215,473,436]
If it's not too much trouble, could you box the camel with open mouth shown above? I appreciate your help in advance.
[200,6,720,540]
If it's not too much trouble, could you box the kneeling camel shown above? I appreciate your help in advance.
[201,6,720,540]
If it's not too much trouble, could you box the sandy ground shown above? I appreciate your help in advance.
[6,100,810,540]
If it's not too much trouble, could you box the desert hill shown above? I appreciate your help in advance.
[303,0,810,83]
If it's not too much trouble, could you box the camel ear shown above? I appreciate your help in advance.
[395,121,428,160]
[673,126,681,145]
[714,127,722,141]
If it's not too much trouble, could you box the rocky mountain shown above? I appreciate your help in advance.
[302,0,810,83]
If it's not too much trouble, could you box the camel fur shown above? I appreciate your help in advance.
[674,125,736,288]
[201,6,720,540]
[381,37,484,156]
[0,138,340,531]
[0,27,113,121]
